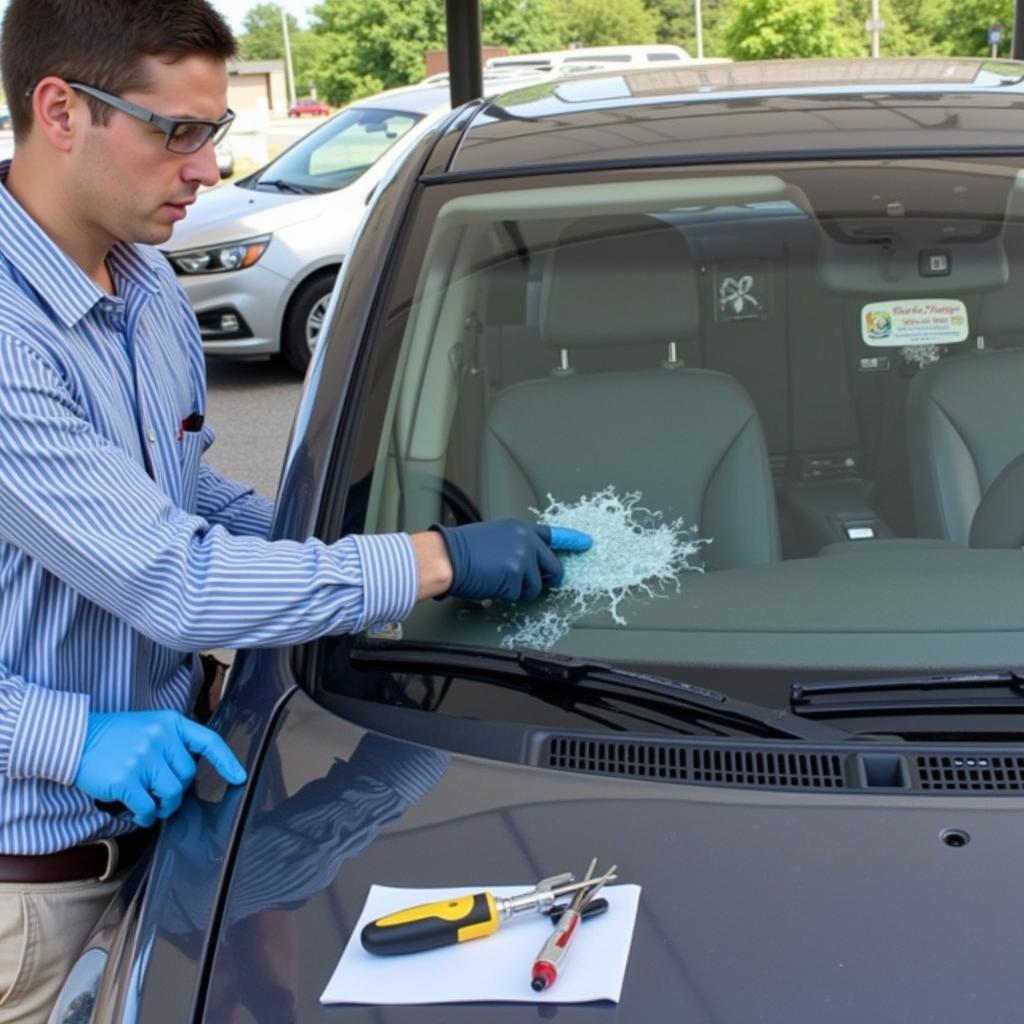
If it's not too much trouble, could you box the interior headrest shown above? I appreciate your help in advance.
[976,219,1024,339]
[540,214,699,350]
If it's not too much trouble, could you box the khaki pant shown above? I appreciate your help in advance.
[0,873,122,1024]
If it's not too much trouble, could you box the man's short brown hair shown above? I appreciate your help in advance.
[1,0,237,139]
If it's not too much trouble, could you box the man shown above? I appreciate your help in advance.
[0,2,590,1019]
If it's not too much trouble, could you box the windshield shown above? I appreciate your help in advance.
[252,106,421,193]
[341,158,1024,676]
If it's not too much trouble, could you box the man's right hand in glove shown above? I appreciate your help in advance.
[410,519,592,603]
[73,710,247,827]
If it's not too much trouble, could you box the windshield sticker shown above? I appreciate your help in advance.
[499,487,709,650]
[714,261,773,322]
[861,299,968,346]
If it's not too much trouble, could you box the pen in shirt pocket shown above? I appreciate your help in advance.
[177,411,205,441]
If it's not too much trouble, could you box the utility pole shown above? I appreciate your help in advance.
[694,0,704,60]
[1015,0,1024,58]
[865,0,884,57]
[444,0,483,108]
[281,7,297,107]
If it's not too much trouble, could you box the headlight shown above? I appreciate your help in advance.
[168,234,271,275]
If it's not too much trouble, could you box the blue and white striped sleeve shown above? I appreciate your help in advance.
[196,435,275,538]
[0,660,89,785]
[0,333,419,653]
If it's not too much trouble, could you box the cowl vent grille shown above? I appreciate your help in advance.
[916,754,1024,791]
[546,737,846,790]
[692,748,845,788]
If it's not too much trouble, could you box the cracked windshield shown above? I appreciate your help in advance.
[354,158,1024,671]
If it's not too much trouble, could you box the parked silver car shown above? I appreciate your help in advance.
[163,84,455,373]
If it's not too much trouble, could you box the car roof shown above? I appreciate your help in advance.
[352,83,454,114]
[349,69,559,117]
[441,57,1024,177]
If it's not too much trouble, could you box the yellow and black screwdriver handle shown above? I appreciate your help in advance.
[361,892,500,956]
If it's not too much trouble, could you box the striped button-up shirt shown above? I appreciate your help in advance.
[0,161,418,854]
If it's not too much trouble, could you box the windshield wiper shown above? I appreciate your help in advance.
[254,178,311,194]
[350,641,849,742]
[792,672,1024,717]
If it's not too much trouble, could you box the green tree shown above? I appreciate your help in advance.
[923,0,1013,54]
[238,3,301,60]
[644,0,731,56]
[723,0,853,58]
[833,0,921,55]
[238,3,329,99]
[311,0,566,106]
[558,0,659,47]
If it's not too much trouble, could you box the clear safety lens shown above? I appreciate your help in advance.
[167,121,215,154]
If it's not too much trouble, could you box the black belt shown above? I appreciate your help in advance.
[0,829,154,883]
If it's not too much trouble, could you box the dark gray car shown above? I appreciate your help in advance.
[55,57,1024,1023]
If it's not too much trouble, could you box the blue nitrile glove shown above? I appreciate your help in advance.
[431,519,593,602]
[73,710,247,827]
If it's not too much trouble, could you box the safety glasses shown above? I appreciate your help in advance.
[65,81,235,154]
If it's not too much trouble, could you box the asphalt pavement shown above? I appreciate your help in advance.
[204,355,305,664]
[204,356,305,504]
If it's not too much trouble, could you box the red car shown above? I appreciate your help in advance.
[288,98,331,117]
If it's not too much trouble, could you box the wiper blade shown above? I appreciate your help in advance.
[254,178,311,194]
[792,672,1024,717]
[351,641,849,742]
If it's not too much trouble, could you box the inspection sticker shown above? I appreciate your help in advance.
[861,299,968,346]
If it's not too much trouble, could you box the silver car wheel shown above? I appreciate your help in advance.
[306,295,330,353]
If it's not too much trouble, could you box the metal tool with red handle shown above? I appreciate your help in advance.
[530,858,617,991]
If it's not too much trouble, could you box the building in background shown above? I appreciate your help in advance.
[424,47,508,78]
[227,59,289,128]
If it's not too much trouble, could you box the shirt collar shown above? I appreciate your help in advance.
[0,159,160,328]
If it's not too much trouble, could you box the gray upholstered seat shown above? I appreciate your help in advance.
[907,350,1024,544]
[479,215,781,570]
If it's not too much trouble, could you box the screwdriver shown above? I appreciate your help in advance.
[531,859,616,992]
[360,871,617,956]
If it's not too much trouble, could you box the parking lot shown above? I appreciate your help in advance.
[204,356,304,503]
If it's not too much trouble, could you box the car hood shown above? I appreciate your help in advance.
[136,687,1024,1022]
[166,182,345,252]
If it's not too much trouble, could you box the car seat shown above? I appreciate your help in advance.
[478,214,781,570]
[907,349,1024,543]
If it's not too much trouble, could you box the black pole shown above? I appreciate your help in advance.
[1014,0,1024,58]
[445,0,483,107]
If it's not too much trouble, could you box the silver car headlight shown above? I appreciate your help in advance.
[168,234,271,275]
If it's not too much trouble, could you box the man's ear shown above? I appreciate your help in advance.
[30,77,83,154]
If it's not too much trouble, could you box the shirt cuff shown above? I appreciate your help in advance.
[348,533,418,632]
[7,685,90,785]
